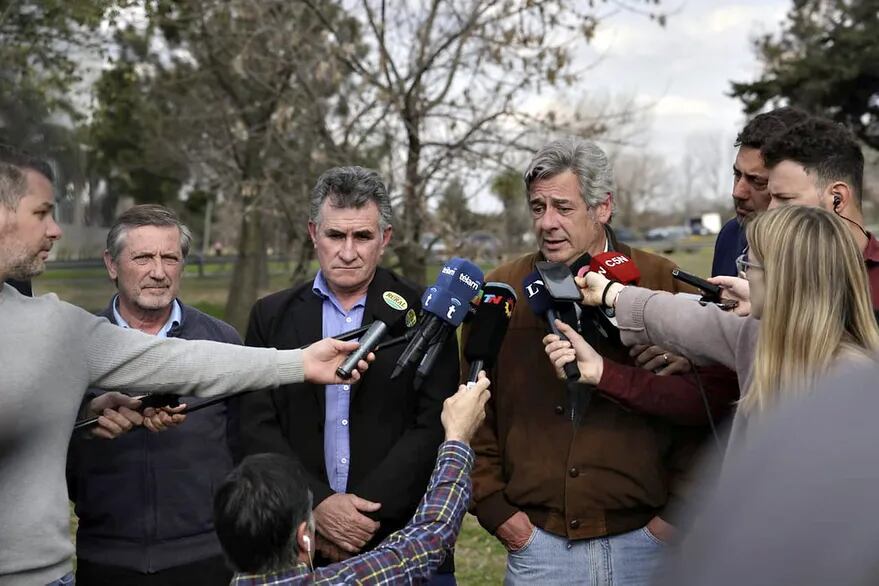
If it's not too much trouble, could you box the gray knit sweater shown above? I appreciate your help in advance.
[615,286,759,452]
[0,283,305,585]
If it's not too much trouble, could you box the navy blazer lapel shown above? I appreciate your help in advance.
[361,268,391,329]
[283,283,326,414]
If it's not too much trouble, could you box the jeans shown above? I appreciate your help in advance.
[505,526,667,586]
[47,572,75,586]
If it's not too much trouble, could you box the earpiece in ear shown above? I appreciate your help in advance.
[303,535,311,553]
[833,193,842,209]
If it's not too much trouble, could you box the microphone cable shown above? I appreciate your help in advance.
[686,358,722,453]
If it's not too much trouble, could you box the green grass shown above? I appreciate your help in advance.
[456,515,507,584]
[662,246,715,278]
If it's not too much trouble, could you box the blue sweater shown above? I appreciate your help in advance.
[66,301,241,573]
[711,218,747,277]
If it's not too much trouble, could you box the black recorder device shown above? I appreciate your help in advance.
[671,268,738,310]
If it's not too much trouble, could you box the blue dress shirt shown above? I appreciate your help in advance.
[312,271,366,493]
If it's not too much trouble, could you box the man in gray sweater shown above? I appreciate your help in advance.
[0,148,372,586]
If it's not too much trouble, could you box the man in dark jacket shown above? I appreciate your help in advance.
[67,204,238,586]
[711,107,810,277]
[237,166,459,584]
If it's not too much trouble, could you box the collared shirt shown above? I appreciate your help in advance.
[112,296,182,338]
[863,232,879,310]
[230,441,473,586]
[312,271,366,493]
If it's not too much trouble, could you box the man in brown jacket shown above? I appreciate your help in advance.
[467,137,715,584]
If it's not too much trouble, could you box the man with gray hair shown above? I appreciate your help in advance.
[238,166,460,584]
[464,137,718,584]
[67,204,242,585]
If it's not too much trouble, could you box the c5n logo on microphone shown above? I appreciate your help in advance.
[603,255,629,267]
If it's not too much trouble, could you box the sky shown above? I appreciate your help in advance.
[577,0,790,163]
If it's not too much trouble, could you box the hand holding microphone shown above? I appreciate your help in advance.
[574,251,639,309]
[708,275,751,316]
[543,320,604,385]
[303,338,375,385]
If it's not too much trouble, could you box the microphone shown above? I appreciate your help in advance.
[463,282,517,383]
[576,252,640,346]
[522,271,581,382]
[589,251,641,287]
[391,258,484,379]
[337,288,411,379]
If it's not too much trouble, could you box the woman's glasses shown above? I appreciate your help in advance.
[735,252,762,276]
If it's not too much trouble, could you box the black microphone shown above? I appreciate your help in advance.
[336,321,388,379]
[391,258,484,379]
[522,271,581,382]
[413,327,451,390]
[336,291,410,379]
[464,282,517,383]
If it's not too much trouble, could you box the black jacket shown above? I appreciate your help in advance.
[237,267,459,570]
[66,300,241,572]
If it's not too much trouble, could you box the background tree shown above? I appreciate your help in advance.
[490,168,530,251]
[1,1,125,226]
[730,0,879,149]
[611,151,671,230]
[302,0,666,283]
[88,0,383,331]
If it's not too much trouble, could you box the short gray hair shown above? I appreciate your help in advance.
[524,137,615,209]
[106,204,193,260]
[309,166,392,231]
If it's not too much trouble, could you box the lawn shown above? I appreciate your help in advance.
[56,244,714,584]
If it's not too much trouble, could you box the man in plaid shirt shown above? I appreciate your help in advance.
[214,373,491,585]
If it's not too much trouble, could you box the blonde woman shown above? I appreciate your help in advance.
[545,205,879,447]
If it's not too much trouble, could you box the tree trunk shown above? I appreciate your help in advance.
[290,238,315,287]
[396,110,427,285]
[224,202,267,335]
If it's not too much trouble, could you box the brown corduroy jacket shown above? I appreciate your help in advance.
[467,239,709,540]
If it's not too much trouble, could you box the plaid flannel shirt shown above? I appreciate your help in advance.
[231,440,474,585]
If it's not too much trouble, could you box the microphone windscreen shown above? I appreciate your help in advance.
[569,251,593,277]
[435,257,485,300]
[590,252,641,285]
[452,260,485,300]
[522,271,553,315]
[371,290,410,332]
[421,286,469,326]
[435,257,467,289]
[464,282,517,367]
